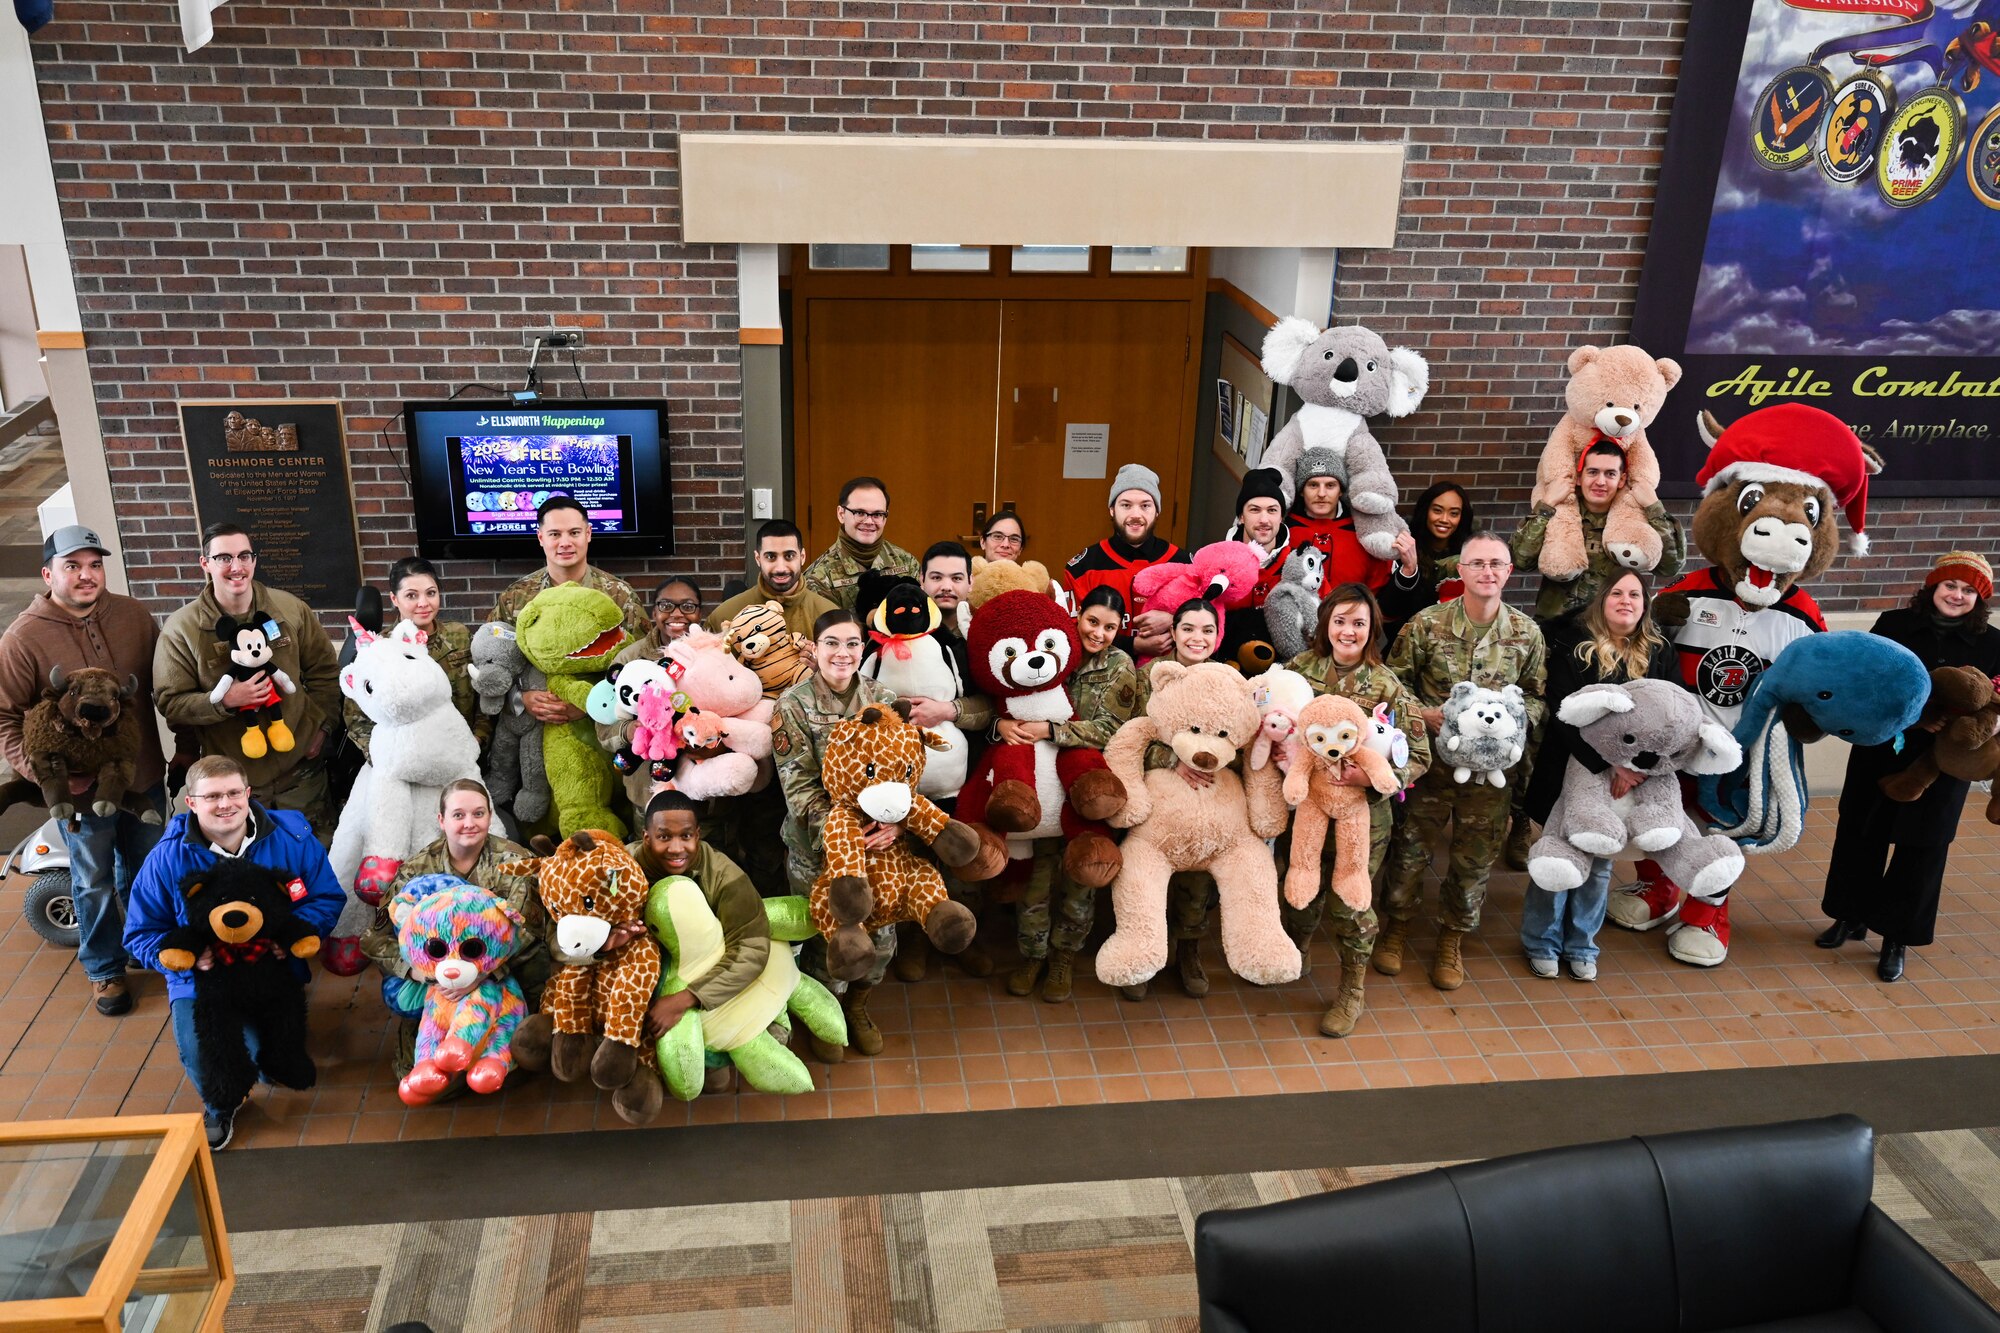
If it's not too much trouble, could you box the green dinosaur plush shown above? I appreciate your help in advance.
[514,584,633,839]
[645,876,847,1100]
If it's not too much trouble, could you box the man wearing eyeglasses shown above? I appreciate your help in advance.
[802,477,920,613]
[0,526,169,1017]
[154,522,341,830]
[1381,531,1547,992]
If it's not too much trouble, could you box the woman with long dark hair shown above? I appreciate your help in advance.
[1380,481,1476,641]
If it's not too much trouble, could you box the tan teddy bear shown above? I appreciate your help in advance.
[1530,343,1683,581]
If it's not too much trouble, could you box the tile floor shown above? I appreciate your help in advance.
[3,803,1996,1149]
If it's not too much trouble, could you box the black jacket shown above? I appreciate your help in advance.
[1526,608,1678,826]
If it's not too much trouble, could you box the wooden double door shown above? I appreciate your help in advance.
[795,296,1200,566]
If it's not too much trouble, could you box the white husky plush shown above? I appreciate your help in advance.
[1437,681,1528,787]
[323,619,481,974]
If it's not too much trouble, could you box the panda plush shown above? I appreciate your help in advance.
[207,614,298,760]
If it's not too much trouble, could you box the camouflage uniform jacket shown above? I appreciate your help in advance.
[773,673,899,853]
[342,619,480,761]
[1287,652,1433,790]
[803,540,920,612]
[1388,599,1548,731]
[359,833,550,991]
[1051,646,1145,751]
[1510,501,1686,621]
[488,566,648,641]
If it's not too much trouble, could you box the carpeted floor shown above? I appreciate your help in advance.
[221,1126,2000,1331]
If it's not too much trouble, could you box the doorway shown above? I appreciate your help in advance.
[789,246,1208,566]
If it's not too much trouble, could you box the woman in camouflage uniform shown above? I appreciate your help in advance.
[344,558,481,758]
[359,777,552,1092]
[1001,586,1146,1004]
[1284,584,1432,1037]
[772,607,899,1061]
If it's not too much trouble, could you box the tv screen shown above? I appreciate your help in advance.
[404,398,672,560]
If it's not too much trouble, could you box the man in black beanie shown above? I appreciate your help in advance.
[1219,466,1292,672]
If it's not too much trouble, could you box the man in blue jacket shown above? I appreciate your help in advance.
[124,754,344,1150]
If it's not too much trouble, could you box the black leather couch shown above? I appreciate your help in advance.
[1195,1115,2000,1332]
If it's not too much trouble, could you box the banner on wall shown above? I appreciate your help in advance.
[1633,0,2000,497]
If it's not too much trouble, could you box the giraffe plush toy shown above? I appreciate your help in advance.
[810,702,987,980]
[497,831,666,1125]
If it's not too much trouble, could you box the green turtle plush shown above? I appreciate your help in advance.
[513,584,632,838]
[645,877,847,1099]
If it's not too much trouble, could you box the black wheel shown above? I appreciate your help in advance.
[25,871,79,950]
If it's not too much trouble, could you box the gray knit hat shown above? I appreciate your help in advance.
[1294,445,1348,495]
[1108,462,1162,509]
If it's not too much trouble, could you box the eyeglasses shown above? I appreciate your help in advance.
[188,788,248,804]
[840,506,889,522]
[203,551,256,566]
[985,532,1024,548]
[1460,560,1511,572]
[656,600,701,617]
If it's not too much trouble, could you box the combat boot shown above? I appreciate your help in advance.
[1176,938,1210,998]
[1119,981,1149,1002]
[1503,817,1534,872]
[1318,959,1368,1038]
[1373,919,1409,977]
[1431,928,1468,992]
[1041,949,1075,1003]
[892,922,929,982]
[843,983,884,1057]
[1287,922,1315,979]
[952,934,995,978]
[1006,956,1045,997]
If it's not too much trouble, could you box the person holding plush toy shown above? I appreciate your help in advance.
[343,557,480,761]
[1285,448,1420,599]
[1217,468,1294,673]
[1820,553,2000,982]
[1513,441,1686,624]
[1379,482,1476,643]
[1063,464,1191,660]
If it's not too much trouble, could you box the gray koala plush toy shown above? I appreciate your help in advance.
[1259,319,1430,561]
[1529,678,1745,902]
[467,621,550,830]
[1437,681,1528,786]
[1263,544,1327,663]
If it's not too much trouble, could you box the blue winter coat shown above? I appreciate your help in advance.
[123,805,345,1001]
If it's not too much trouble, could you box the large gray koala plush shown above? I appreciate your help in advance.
[1259,319,1430,561]
[1263,544,1326,663]
[1437,681,1528,786]
[1529,678,1744,902]
[467,621,550,830]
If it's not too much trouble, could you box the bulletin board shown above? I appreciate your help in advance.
[1211,332,1274,482]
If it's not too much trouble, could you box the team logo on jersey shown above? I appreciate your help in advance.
[1697,643,1763,710]
[1816,71,1893,186]
[1876,86,1965,208]
[1968,103,2000,211]
[1694,605,1721,628]
[1752,65,1834,171]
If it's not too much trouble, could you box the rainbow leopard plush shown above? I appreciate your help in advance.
[391,874,529,1106]
[723,600,811,699]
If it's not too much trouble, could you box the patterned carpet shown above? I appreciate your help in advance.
[223,1127,2000,1332]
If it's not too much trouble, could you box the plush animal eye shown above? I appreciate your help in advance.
[424,937,449,959]
[1803,497,1822,526]
[1606,401,1615,408]
[1622,734,1635,744]
[1737,483,1765,514]
[1365,359,1377,372]
[459,938,485,961]
[1817,690,1833,700]
[1190,725,1202,734]
[581,894,595,913]
[1322,350,1335,361]
[904,762,914,777]
[1217,729,1229,740]
[363,681,374,694]
[864,762,877,779]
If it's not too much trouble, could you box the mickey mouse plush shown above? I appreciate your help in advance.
[208,614,297,759]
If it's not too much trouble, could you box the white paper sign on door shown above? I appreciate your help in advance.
[1062,423,1109,479]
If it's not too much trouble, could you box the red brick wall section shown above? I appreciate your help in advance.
[28,0,1959,620]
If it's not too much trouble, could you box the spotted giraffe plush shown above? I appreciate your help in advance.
[497,831,665,1125]
[811,702,986,980]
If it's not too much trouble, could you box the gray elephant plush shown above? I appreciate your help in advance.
[1263,544,1327,663]
[1437,681,1527,786]
[467,622,550,830]
[1528,678,1744,901]
[1259,319,1430,561]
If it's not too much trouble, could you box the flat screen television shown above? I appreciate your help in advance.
[404,398,673,560]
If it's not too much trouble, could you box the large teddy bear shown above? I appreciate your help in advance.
[1259,319,1430,560]
[467,622,550,833]
[1528,679,1745,904]
[1529,343,1682,580]
[1096,661,1295,987]
[1282,693,1402,912]
[325,619,481,975]
[513,585,633,839]
[1130,540,1262,644]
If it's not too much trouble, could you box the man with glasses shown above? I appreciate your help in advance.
[124,755,344,1150]
[0,526,170,1017]
[489,494,647,727]
[803,477,919,613]
[154,523,341,829]
[706,519,837,642]
[1380,532,1546,991]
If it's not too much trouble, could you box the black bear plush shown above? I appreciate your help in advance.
[157,859,321,1110]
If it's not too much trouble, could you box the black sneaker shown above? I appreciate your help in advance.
[204,1105,236,1152]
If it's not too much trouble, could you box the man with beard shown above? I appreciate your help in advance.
[707,519,838,644]
[1061,464,1190,660]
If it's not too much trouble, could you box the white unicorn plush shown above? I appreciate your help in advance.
[323,619,481,975]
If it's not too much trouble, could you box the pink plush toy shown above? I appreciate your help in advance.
[628,682,682,766]
[1248,667,1314,774]
[1130,540,1263,640]
[658,629,776,799]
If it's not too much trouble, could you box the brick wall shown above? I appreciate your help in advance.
[29,0,1967,622]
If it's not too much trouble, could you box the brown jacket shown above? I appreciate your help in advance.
[0,592,166,791]
[153,582,341,790]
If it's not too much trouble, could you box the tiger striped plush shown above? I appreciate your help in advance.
[723,600,811,700]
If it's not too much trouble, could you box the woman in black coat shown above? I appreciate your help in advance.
[1819,552,2000,981]
[1379,481,1475,644]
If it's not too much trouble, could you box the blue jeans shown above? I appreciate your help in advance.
[1521,857,1611,964]
[169,996,262,1115]
[59,784,167,982]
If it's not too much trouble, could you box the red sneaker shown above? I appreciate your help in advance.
[1607,875,1683,932]
[1668,896,1731,967]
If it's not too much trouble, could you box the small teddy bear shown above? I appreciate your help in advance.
[1263,545,1328,663]
[1437,681,1528,786]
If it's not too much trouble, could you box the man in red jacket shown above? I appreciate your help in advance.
[1062,463,1189,659]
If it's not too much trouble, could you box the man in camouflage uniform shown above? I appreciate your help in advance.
[1504,440,1683,868]
[488,494,648,638]
[1382,532,1546,991]
[802,477,920,612]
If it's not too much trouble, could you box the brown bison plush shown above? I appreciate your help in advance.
[21,665,158,828]
[1879,665,2000,822]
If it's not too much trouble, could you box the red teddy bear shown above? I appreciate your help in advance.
[955,590,1126,890]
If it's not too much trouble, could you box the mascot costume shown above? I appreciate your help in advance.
[1610,402,1881,965]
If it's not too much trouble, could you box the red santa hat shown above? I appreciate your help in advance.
[1694,403,1873,555]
